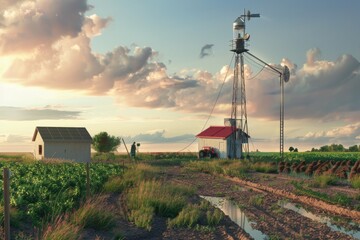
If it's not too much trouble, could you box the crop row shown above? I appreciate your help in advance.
[0,161,123,226]
[251,152,360,163]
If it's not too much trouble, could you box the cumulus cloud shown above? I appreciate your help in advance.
[244,48,360,121]
[124,130,194,143]
[287,122,360,148]
[199,44,214,58]
[0,0,90,54]
[0,106,81,121]
[0,1,359,124]
[5,134,30,143]
[303,122,360,139]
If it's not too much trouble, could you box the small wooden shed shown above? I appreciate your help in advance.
[196,126,249,158]
[32,126,92,163]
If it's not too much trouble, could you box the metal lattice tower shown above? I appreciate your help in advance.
[228,10,289,160]
[228,10,258,159]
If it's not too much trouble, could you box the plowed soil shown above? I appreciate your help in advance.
[83,164,360,240]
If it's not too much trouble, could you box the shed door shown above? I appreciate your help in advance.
[219,142,225,158]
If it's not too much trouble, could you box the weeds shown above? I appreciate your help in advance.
[103,164,159,193]
[312,174,338,188]
[249,195,264,207]
[252,162,278,173]
[72,197,115,230]
[292,181,352,206]
[184,159,249,178]
[350,176,360,189]
[126,179,193,230]
[128,206,154,231]
[206,208,223,226]
[41,215,81,240]
[168,204,201,228]
[168,201,223,229]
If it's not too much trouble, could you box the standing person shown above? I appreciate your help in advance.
[131,142,136,159]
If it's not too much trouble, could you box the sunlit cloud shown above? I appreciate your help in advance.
[123,130,194,144]
[1,1,359,127]
[0,106,81,121]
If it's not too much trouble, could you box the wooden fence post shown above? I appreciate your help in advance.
[122,138,131,164]
[86,162,90,199]
[3,168,10,240]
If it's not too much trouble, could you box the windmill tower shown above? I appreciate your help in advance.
[226,10,290,159]
[225,10,259,159]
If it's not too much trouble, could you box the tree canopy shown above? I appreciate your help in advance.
[92,132,121,153]
[311,144,359,152]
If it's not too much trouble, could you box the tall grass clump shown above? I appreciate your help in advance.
[313,174,338,188]
[350,176,360,189]
[72,197,115,230]
[206,208,223,226]
[251,162,278,173]
[103,163,159,193]
[128,206,154,231]
[168,204,201,228]
[126,180,193,230]
[168,200,224,229]
[42,216,81,240]
[249,195,264,207]
[184,159,250,178]
[103,176,124,193]
[0,206,23,228]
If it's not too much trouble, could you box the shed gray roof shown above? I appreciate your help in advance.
[32,127,92,143]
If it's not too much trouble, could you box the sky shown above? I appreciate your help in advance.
[0,0,359,153]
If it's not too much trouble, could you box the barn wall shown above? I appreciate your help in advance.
[33,134,44,160]
[198,138,227,158]
[44,142,91,163]
[226,132,248,158]
[226,136,242,158]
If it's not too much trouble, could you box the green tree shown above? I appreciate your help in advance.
[92,132,121,153]
[289,146,294,152]
[349,145,359,152]
[320,145,330,152]
[294,148,298,152]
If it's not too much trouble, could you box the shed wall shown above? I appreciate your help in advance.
[33,134,44,160]
[44,142,91,163]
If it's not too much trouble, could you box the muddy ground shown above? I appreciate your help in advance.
[82,164,360,240]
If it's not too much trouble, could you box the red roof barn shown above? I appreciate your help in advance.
[196,126,249,158]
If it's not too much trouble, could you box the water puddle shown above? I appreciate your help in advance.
[279,201,360,239]
[200,195,268,240]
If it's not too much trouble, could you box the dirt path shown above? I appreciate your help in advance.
[164,166,360,240]
[81,164,360,239]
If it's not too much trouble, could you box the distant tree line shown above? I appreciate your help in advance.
[310,144,359,152]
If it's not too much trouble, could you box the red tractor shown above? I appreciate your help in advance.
[198,146,219,159]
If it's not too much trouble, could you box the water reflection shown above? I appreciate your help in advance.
[279,201,360,239]
[201,195,268,240]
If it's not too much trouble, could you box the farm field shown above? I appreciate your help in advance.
[0,152,359,239]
